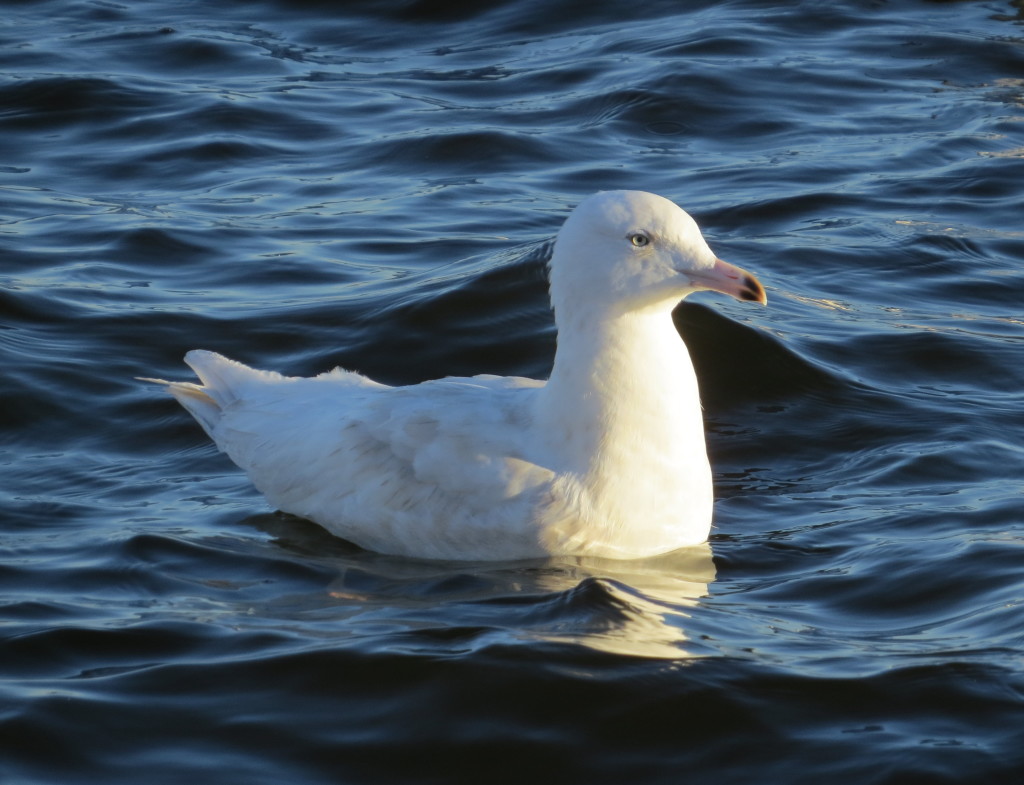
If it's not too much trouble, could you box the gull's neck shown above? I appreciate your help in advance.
[536,301,709,484]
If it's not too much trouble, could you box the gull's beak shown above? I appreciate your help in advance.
[689,257,767,305]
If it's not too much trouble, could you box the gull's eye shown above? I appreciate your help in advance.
[629,233,651,248]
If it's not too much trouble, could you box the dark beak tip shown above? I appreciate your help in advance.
[740,275,767,305]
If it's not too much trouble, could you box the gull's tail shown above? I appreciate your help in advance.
[139,350,268,438]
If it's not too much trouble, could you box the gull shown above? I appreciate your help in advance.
[144,190,766,560]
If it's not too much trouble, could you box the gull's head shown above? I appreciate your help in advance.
[549,190,766,317]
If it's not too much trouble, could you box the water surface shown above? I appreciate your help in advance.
[3,1,1024,782]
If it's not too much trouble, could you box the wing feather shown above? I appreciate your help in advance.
[188,363,556,557]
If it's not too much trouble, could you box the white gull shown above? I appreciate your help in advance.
[145,190,766,560]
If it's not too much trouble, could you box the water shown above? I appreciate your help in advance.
[3,0,1024,782]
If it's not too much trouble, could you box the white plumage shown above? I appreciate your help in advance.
[146,190,766,560]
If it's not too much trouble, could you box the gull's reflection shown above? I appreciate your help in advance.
[248,512,715,660]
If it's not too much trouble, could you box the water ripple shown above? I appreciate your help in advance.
[3,0,1024,782]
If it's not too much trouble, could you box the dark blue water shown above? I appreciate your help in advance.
[3,0,1024,782]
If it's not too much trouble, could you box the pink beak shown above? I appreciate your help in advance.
[689,257,767,305]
